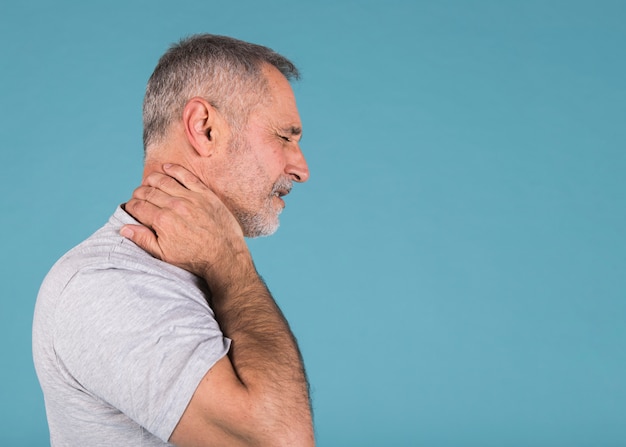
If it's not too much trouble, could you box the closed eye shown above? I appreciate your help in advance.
[278,126,302,143]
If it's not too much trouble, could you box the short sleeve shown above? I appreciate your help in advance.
[54,267,230,442]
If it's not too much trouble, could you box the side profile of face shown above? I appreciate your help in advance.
[217,64,310,238]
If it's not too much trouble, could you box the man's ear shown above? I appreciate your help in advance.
[182,97,226,157]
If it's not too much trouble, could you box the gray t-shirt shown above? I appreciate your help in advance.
[33,206,230,446]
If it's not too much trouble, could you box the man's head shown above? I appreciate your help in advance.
[143,34,299,150]
[142,34,309,237]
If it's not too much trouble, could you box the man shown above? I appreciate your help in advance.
[33,34,314,446]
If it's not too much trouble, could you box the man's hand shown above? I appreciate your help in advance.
[122,163,255,294]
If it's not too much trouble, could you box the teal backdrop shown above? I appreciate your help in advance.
[1,1,625,446]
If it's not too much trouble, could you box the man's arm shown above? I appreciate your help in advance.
[122,164,314,447]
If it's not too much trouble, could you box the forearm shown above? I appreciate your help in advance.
[209,266,313,444]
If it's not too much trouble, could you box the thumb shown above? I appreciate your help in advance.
[120,224,163,259]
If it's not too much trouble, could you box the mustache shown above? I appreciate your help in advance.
[271,177,293,196]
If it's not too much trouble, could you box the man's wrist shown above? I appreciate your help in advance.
[204,254,262,300]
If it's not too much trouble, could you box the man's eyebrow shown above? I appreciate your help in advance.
[283,126,303,140]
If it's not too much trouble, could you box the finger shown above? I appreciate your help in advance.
[120,224,164,260]
[143,171,191,197]
[162,163,209,193]
[132,184,182,209]
[124,197,165,228]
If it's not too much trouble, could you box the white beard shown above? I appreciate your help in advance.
[236,176,292,238]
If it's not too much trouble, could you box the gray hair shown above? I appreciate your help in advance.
[143,34,300,150]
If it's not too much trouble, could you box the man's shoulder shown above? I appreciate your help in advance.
[62,206,182,269]
[38,206,200,303]
[33,206,212,354]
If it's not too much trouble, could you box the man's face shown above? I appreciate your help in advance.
[218,65,309,238]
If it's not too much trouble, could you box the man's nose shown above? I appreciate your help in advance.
[286,145,310,183]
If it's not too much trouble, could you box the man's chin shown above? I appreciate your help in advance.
[239,213,280,239]
[243,222,280,238]
[245,226,278,239]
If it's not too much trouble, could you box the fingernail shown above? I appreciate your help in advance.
[120,227,134,238]
[163,163,172,170]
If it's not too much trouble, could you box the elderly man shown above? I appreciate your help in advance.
[33,34,314,446]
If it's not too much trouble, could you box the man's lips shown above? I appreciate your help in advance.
[274,189,290,198]
[272,178,293,203]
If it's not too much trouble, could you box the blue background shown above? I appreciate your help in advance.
[1,1,625,445]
